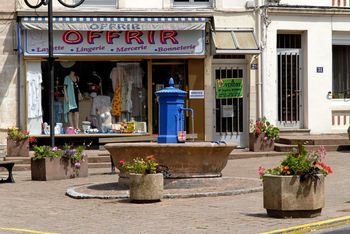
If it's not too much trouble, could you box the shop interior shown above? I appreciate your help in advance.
[41,60,148,135]
[38,60,189,136]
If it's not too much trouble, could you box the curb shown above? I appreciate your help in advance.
[260,215,350,234]
[66,183,263,200]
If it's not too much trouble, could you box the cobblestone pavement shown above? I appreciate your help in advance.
[0,150,349,234]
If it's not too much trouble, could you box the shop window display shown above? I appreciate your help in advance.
[38,61,148,135]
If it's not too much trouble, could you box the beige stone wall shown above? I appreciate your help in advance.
[0,7,17,144]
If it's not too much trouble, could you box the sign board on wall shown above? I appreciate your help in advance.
[215,78,243,99]
[24,30,205,56]
[222,105,234,118]
[189,90,204,99]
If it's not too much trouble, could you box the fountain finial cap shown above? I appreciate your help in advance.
[169,77,174,87]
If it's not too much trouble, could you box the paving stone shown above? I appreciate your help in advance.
[0,150,348,233]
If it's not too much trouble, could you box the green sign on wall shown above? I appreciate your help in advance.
[216,78,243,99]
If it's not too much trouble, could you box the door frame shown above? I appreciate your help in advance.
[276,48,304,129]
[212,63,248,147]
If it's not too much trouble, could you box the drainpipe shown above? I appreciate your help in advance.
[259,3,270,119]
[257,0,262,119]
[16,21,21,128]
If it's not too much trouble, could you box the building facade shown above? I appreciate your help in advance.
[11,0,259,148]
[0,2,17,144]
[7,0,349,148]
[259,0,350,135]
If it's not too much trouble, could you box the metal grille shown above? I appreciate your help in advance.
[215,67,243,134]
[277,50,302,126]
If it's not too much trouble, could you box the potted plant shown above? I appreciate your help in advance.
[249,117,280,152]
[7,127,36,157]
[117,155,168,203]
[31,144,88,181]
[259,144,332,218]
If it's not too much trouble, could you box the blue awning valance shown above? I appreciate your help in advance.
[21,17,208,31]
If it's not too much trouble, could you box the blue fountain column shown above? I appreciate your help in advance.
[155,78,187,143]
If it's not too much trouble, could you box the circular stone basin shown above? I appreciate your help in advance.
[104,142,236,178]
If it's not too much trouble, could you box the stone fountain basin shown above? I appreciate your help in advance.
[105,142,236,178]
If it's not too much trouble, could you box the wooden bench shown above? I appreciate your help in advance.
[0,161,15,183]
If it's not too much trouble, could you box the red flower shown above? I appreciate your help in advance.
[29,136,37,143]
[255,127,262,135]
[146,155,156,161]
[258,166,265,176]
[326,166,333,174]
[118,160,125,165]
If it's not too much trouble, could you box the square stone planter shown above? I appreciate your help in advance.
[263,174,325,218]
[249,133,274,152]
[31,157,88,181]
[129,173,163,202]
[7,138,29,157]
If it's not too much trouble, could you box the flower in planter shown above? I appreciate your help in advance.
[250,117,280,142]
[7,127,30,142]
[258,144,332,181]
[117,155,171,177]
[33,144,87,169]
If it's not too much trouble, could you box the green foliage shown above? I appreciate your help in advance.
[32,145,62,160]
[250,117,280,141]
[7,127,30,142]
[118,156,159,174]
[117,155,171,177]
[33,144,87,167]
[258,144,333,181]
[280,150,310,175]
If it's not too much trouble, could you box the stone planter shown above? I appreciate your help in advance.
[7,138,29,157]
[129,173,164,202]
[263,174,325,218]
[249,133,274,152]
[31,157,88,181]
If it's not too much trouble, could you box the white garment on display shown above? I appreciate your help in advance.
[28,117,42,135]
[109,63,144,115]
[27,61,43,134]
[27,61,43,118]
[91,95,112,132]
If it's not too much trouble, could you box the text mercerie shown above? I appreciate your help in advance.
[62,30,179,45]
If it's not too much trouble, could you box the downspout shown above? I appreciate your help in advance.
[256,0,262,119]
[259,3,271,118]
[16,17,21,128]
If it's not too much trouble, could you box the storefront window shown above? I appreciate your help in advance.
[38,61,148,134]
[332,45,350,99]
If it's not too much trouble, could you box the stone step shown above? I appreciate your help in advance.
[4,157,31,164]
[87,163,112,169]
[274,143,341,152]
[229,149,284,159]
[9,162,112,171]
[277,134,349,146]
[6,164,31,172]
[86,156,111,163]
[279,129,311,136]
[5,155,111,164]
[3,155,112,171]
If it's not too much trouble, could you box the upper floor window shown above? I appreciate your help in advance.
[76,0,116,7]
[173,0,213,8]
